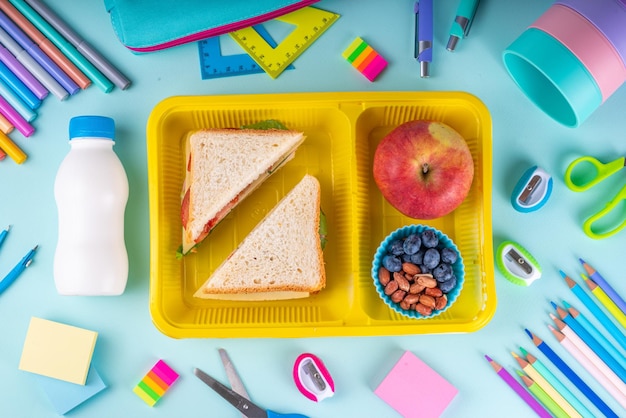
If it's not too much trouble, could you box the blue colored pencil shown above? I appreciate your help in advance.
[580,259,626,316]
[561,270,626,351]
[552,302,626,384]
[525,328,618,418]
[563,301,626,372]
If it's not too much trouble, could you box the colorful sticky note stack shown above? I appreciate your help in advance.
[133,359,180,406]
[342,37,388,82]
[18,317,106,414]
[374,351,458,418]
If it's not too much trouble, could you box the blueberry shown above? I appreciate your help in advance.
[403,234,421,255]
[419,265,431,274]
[423,248,441,270]
[409,250,424,265]
[421,229,439,248]
[441,247,458,264]
[401,253,413,263]
[439,274,457,293]
[389,239,405,256]
[382,254,402,272]
[433,263,453,282]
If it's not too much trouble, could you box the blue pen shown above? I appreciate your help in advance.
[447,0,480,51]
[0,225,9,249]
[0,244,37,294]
[0,60,40,109]
[0,10,78,95]
[414,0,433,77]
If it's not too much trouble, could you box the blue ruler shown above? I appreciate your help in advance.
[198,25,294,79]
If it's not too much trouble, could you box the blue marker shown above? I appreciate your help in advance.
[414,0,433,77]
[0,60,40,109]
[0,225,9,249]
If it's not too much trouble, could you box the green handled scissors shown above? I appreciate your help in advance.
[564,155,626,239]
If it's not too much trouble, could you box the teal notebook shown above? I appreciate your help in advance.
[104,0,320,52]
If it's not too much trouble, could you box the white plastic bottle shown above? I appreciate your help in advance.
[53,116,129,295]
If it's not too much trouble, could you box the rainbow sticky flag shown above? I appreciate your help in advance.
[133,360,179,406]
[342,37,388,82]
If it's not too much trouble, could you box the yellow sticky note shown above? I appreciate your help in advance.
[19,317,98,385]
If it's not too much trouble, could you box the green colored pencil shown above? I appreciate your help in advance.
[516,370,569,418]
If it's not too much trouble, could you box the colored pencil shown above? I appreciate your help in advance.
[8,0,114,93]
[516,370,569,418]
[0,0,90,89]
[561,270,626,351]
[485,355,552,418]
[512,351,580,418]
[580,259,626,316]
[554,302,626,383]
[520,347,594,418]
[564,301,626,371]
[552,313,626,397]
[525,329,618,418]
[583,274,626,328]
[0,129,25,163]
[549,325,626,409]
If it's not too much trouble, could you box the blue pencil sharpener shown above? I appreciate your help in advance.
[511,166,553,212]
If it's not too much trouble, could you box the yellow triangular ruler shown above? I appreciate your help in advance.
[229,7,340,79]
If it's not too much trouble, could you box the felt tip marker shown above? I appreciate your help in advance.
[447,0,480,51]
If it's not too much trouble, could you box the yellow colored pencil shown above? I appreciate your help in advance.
[512,351,581,418]
[582,274,626,328]
[0,131,26,164]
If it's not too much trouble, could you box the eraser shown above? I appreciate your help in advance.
[18,317,98,385]
[34,364,107,415]
[133,360,179,406]
[343,37,388,81]
[375,351,458,418]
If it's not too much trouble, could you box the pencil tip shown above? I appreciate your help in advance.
[550,301,557,309]
[524,328,532,338]
[484,354,492,362]
[579,258,585,264]
[519,346,528,356]
[558,269,567,278]
[562,300,571,308]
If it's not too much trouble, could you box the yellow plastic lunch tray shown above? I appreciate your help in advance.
[146,91,495,338]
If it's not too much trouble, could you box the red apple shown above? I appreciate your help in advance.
[373,120,474,219]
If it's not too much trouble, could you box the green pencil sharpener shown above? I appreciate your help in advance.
[496,241,542,286]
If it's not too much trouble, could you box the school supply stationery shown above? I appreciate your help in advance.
[342,37,387,82]
[229,6,339,79]
[105,0,320,53]
[485,355,551,418]
[565,155,626,238]
[198,25,294,80]
[526,329,618,418]
[194,350,309,418]
[414,0,433,77]
[0,131,25,163]
[495,240,541,286]
[511,166,553,212]
[515,371,565,418]
[0,224,8,248]
[133,359,179,406]
[0,244,36,293]
[582,275,626,328]
[447,0,480,51]
[293,353,335,402]
[580,259,626,315]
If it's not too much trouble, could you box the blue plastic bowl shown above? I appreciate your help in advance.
[503,27,602,128]
[371,225,465,319]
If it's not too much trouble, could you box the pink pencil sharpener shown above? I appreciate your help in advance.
[293,353,335,402]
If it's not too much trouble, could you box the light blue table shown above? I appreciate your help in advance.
[1,1,625,417]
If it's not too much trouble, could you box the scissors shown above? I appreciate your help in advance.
[194,349,309,418]
[564,155,626,239]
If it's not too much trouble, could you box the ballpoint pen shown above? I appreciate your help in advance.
[0,225,9,249]
[414,0,433,78]
[447,0,480,51]
[0,244,37,294]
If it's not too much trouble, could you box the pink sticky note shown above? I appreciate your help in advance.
[374,351,458,418]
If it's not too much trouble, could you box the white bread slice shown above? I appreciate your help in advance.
[193,174,325,300]
[181,128,305,254]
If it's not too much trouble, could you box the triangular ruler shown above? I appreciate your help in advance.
[229,7,340,79]
[197,25,294,79]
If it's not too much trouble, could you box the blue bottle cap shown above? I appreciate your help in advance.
[69,116,115,140]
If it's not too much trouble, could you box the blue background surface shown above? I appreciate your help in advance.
[1,0,626,416]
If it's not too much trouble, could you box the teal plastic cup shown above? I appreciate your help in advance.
[503,27,602,128]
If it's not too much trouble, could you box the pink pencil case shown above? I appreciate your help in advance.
[104,0,320,53]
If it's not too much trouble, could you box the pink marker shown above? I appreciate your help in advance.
[0,94,33,136]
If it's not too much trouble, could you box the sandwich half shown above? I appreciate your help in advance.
[193,174,326,300]
[181,127,305,255]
